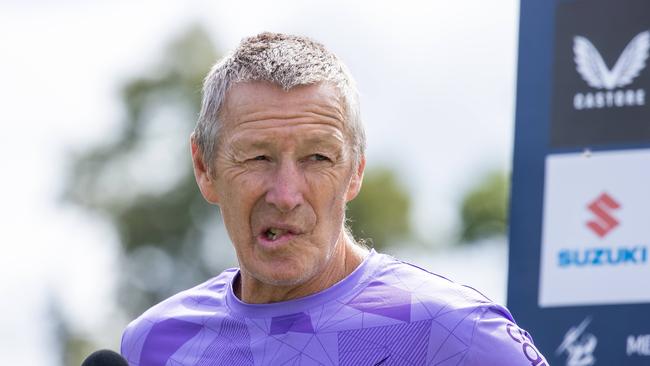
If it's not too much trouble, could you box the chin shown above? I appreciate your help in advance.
[255,261,318,287]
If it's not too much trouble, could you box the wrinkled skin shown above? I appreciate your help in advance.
[191,81,366,303]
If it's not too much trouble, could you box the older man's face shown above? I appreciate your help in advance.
[197,81,364,287]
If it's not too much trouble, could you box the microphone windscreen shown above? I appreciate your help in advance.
[81,350,129,366]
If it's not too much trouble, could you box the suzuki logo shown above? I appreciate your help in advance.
[586,193,620,238]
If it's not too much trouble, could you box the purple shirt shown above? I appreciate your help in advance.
[121,250,547,365]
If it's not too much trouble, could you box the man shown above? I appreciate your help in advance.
[121,32,547,365]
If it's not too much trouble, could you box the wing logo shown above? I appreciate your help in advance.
[572,31,648,110]
[574,31,650,90]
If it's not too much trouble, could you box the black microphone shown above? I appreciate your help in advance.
[81,350,129,366]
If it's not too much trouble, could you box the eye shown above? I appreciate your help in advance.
[308,154,331,162]
[244,155,271,164]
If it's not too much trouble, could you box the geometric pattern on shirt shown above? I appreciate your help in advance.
[270,312,314,335]
[346,280,412,322]
[195,317,254,366]
[138,318,202,366]
[338,319,431,365]
[134,266,488,365]
[419,299,483,366]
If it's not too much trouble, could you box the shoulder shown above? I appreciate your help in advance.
[370,252,495,315]
[463,304,548,366]
[371,254,548,365]
[120,268,238,363]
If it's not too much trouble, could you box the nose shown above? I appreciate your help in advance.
[265,160,304,213]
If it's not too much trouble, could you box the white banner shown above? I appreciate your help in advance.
[539,149,650,307]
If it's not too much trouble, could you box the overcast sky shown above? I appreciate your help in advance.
[0,1,518,363]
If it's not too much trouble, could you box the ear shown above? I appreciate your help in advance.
[191,135,220,204]
[345,155,365,202]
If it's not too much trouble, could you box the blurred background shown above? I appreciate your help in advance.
[0,0,518,364]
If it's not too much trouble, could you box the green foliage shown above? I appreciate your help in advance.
[63,25,220,315]
[347,167,412,249]
[459,170,510,243]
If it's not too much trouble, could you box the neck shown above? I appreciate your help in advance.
[235,236,367,304]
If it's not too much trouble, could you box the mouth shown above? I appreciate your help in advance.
[257,224,301,247]
[264,227,289,241]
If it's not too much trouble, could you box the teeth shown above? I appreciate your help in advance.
[266,228,287,240]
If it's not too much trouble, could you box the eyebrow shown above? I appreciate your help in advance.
[235,140,272,151]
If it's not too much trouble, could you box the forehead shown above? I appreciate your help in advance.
[220,81,348,135]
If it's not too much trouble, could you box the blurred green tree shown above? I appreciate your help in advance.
[459,170,510,243]
[64,25,220,316]
[347,167,412,249]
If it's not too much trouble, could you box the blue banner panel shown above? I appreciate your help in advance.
[508,0,650,365]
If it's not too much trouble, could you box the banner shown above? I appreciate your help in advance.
[507,0,650,365]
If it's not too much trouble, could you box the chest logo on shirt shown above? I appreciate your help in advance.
[506,323,548,366]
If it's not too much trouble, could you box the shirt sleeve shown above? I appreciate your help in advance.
[120,317,151,366]
[464,304,549,366]
[120,321,136,365]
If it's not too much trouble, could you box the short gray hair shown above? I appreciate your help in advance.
[193,32,366,173]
